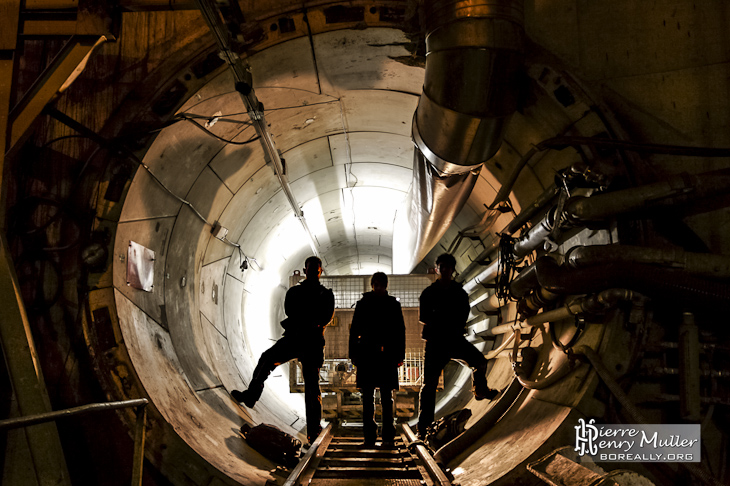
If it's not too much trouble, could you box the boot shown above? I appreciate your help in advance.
[233,359,272,407]
[231,386,262,408]
[473,362,499,400]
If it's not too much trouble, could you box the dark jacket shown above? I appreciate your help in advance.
[281,278,335,346]
[349,291,405,390]
[419,279,470,342]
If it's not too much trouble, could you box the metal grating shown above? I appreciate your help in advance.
[298,274,436,309]
[320,276,369,309]
[387,275,435,308]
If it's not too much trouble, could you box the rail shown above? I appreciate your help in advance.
[0,398,149,486]
[282,422,333,486]
[402,423,452,486]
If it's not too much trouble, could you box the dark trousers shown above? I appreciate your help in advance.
[249,335,323,441]
[361,387,395,442]
[417,337,488,436]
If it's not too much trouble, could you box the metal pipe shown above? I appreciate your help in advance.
[282,423,333,486]
[463,211,556,296]
[505,184,560,235]
[193,0,321,260]
[565,167,730,223]
[484,320,522,337]
[512,209,556,257]
[484,330,516,360]
[679,312,701,421]
[566,244,730,279]
[458,237,500,285]
[485,288,634,338]
[460,186,558,291]
[528,289,633,327]
[507,256,730,311]
[474,292,501,313]
[462,259,499,294]
[402,423,452,486]
[466,166,730,296]
[394,0,524,272]
[523,302,582,327]
[483,128,730,214]
[0,398,149,430]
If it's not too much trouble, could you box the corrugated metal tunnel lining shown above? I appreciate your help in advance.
[107,23,626,485]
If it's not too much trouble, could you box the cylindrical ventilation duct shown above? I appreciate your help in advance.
[393,0,525,272]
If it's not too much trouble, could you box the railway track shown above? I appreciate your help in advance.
[283,423,451,486]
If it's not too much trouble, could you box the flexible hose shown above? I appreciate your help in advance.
[511,257,730,311]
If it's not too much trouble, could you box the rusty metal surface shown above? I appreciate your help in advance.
[114,289,276,485]
[527,449,614,486]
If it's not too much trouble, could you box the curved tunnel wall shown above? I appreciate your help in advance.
[113,28,425,484]
[110,21,629,485]
[5,2,730,485]
[67,2,730,486]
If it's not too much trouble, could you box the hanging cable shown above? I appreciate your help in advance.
[176,116,260,145]
[121,148,209,225]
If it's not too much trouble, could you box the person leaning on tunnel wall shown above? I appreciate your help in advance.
[417,253,500,438]
[231,256,335,444]
[349,272,406,446]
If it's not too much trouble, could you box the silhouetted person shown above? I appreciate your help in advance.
[349,272,405,446]
[417,253,499,438]
[232,256,334,444]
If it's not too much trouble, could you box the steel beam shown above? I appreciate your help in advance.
[131,404,147,486]
[679,312,701,421]
[6,35,106,156]
[0,235,72,486]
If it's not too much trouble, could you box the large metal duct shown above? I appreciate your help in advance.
[393,0,524,272]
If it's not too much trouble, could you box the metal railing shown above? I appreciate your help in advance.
[289,351,443,388]
[291,352,443,389]
[0,398,149,486]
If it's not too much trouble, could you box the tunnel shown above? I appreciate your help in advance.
[1,1,730,486]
